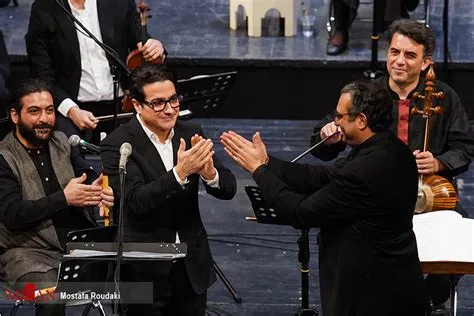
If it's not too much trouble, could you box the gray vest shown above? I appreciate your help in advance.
[0,131,75,282]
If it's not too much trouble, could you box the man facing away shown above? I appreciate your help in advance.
[221,80,427,316]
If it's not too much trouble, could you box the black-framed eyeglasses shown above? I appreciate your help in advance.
[333,110,358,122]
[141,94,183,112]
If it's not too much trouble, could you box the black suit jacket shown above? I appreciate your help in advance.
[100,116,236,294]
[25,0,145,106]
[253,131,427,316]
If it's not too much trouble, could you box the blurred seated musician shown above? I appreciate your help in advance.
[327,0,420,55]
[0,78,114,316]
[25,0,165,144]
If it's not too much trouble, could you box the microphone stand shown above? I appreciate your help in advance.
[290,131,340,316]
[113,166,127,316]
[54,0,130,129]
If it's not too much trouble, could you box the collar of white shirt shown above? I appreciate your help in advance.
[136,113,174,145]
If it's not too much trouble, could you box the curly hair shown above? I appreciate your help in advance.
[341,80,393,132]
[129,64,178,102]
[387,19,435,57]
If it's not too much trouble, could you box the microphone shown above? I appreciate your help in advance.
[119,142,132,172]
[68,135,101,154]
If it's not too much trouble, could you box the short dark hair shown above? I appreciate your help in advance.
[129,64,177,101]
[341,80,393,132]
[387,19,435,57]
[12,78,52,113]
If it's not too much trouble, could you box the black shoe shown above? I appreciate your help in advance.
[326,31,348,56]
[326,41,348,55]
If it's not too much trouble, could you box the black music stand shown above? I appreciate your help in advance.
[245,186,318,316]
[62,227,187,316]
[177,71,237,119]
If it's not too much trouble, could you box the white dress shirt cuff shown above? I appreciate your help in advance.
[201,168,219,188]
[58,98,79,117]
[172,167,189,188]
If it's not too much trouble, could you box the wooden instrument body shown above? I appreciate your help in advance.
[121,0,164,113]
[414,175,457,213]
[412,64,458,213]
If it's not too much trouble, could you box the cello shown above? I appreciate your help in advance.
[412,63,457,213]
[121,0,165,113]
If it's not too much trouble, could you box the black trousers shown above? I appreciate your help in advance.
[17,269,65,316]
[331,0,411,33]
[123,260,207,316]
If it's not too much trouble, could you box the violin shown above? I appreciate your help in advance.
[122,0,164,113]
[412,63,457,213]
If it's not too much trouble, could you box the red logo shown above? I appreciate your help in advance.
[4,283,56,303]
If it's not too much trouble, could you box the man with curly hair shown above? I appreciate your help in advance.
[221,80,427,316]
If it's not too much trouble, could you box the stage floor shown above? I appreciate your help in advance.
[1,0,474,67]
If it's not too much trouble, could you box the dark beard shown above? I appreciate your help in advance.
[17,120,54,147]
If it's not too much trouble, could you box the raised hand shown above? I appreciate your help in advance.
[191,134,217,180]
[320,122,342,145]
[220,131,268,173]
[63,173,102,207]
[175,138,214,180]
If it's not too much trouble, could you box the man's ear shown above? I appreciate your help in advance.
[132,99,142,114]
[421,56,432,72]
[10,108,18,125]
[357,113,368,130]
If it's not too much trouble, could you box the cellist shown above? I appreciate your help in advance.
[309,19,474,315]
[25,0,165,145]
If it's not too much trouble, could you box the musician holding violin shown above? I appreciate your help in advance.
[25,0,165,144]
[310,19,474,315]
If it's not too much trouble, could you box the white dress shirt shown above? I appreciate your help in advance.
[136,114,219,243]
[58,0,123,117]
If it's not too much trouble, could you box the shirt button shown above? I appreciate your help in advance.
[37,150,40,154]
[41,162,44,166]
[45,177,49,181]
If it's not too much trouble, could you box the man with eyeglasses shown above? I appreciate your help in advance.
[310,18,474,315]
[221,80,427,316]
[100,64,237,316]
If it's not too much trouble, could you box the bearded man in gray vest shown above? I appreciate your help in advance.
[0,78,114,316]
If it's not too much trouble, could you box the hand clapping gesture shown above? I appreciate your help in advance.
[175,138,214,180]
[220,131,268,173]
[191,134,217,180]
